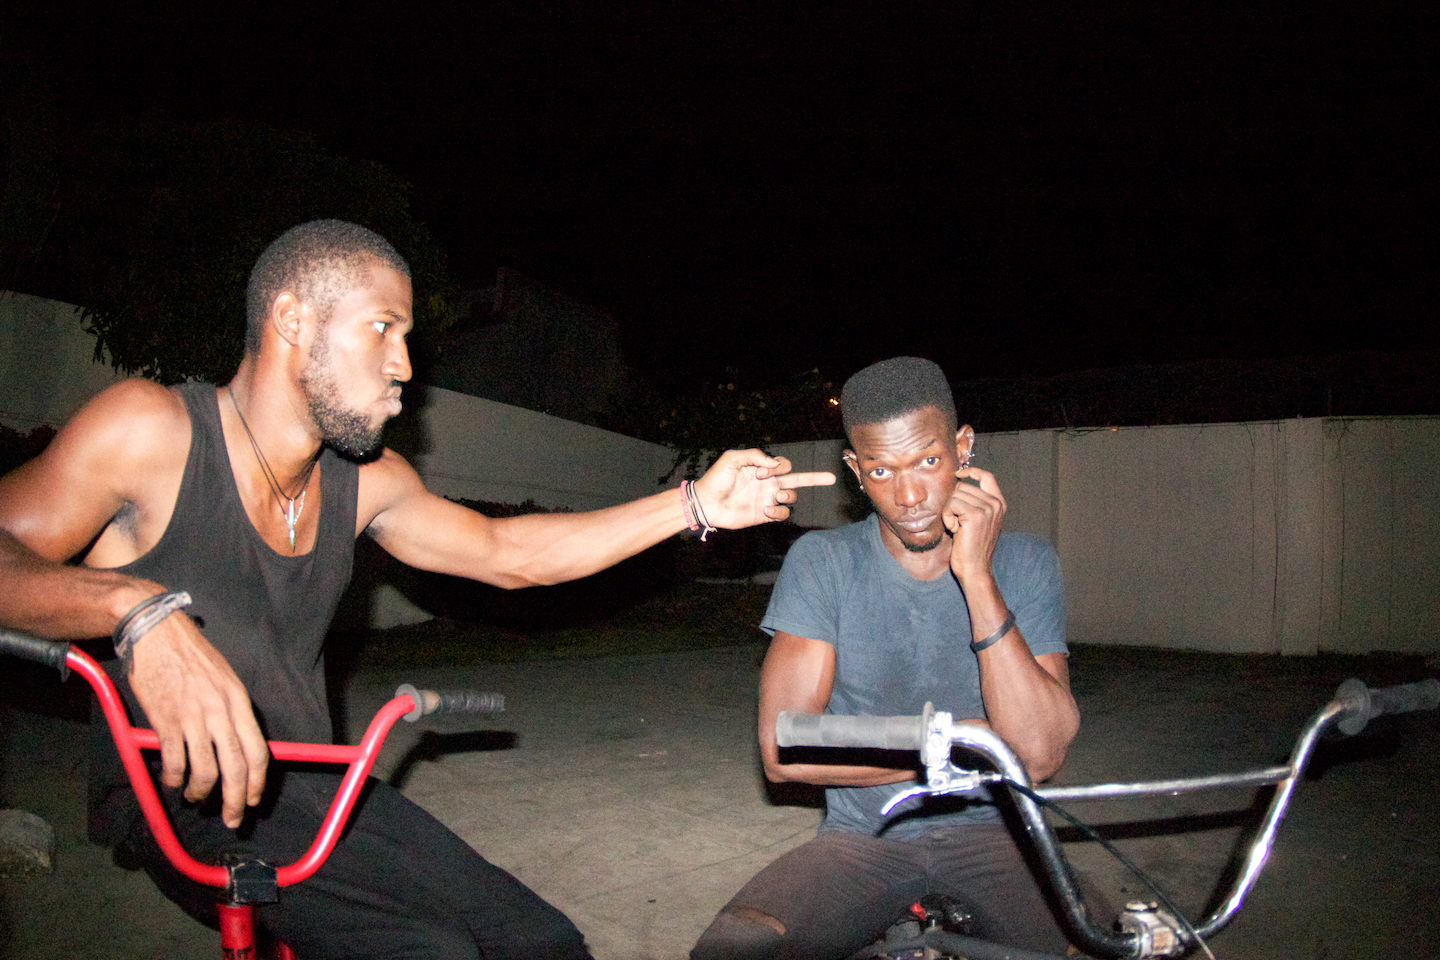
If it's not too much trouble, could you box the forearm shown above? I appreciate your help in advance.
[964,577,1079,781]
[979,650,1078,781]
[763,758,915,788]
[0,530,159,639]
[479,486,690,587]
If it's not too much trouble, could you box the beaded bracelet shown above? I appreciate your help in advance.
[679,481,700,532]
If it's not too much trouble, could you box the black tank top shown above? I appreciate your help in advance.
[110,382,359,744]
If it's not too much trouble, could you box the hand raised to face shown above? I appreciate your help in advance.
[942,465,1008,585]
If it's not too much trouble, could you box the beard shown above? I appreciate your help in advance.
[900,530,945,553]
[300,338,387,459]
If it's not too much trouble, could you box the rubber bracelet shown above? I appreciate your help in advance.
[113,591,192,666]
[685,480,717,542]
[970,608,1015,653]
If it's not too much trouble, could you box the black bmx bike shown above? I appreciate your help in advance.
[777,675,1440,960]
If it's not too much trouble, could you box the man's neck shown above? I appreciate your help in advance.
[223,366,323,492]
[877,523,953,582]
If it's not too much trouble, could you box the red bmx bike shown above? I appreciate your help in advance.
[1,628,503,960]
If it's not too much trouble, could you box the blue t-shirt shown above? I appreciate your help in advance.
[761,515,1067,838]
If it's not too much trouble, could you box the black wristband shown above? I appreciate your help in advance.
[113,591,192,670]
[970,608,1016,653]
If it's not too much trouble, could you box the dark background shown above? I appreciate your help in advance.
[5,2,1436,398]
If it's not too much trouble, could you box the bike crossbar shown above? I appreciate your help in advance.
[1036,765,1293,803]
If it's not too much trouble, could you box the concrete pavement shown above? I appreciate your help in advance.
[3,643,1438,959]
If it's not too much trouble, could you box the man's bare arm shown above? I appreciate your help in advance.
[757,631,915,787]
[363,448,835,588]
[945,465,1080,781]
[0,381,269,827]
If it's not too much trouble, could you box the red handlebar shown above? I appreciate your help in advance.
[70,646,416,889]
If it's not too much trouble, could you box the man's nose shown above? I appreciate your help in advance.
[895,473,925,508]
[385,341,412,383]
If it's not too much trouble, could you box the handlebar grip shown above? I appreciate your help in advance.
[1335,677,1440,735]
[0,629,71,680]
[776,711,925,750]
[395,684,505,722]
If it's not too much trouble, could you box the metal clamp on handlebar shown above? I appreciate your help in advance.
[1119,902,1185,958]
[920,702,948,777]
[881,703,1003,816]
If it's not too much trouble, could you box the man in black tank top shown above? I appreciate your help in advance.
[0,219,835,959]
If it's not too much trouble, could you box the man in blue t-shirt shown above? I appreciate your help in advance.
[692,356,1081,959]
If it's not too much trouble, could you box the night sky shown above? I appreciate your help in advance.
[10,2,1437,390]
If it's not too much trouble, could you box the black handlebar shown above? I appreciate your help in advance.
[394,684,505,722]
[0,628,71,680]
[775,710,925,750]
[1335,677,1440,735]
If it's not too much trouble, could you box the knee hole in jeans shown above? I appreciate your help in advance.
[724,907,786,935]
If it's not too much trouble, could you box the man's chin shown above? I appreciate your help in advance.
[900,533,945,554]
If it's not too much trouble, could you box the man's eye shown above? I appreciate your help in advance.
[923,457,940,466]
[373,321,389,335]
[869,468,890,479]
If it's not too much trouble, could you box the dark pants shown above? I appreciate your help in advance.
[691,824,1070,960]
[126,771,591,960]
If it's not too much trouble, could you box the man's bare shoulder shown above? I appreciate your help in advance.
[355,447,428,533]
[55,380,192,471]
[0,380,194,561]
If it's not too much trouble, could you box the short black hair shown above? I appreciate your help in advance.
[245,219,410,354]
[841,356,957,442]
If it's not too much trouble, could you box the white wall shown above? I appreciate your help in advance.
[0,293,126,430]
[4,293,1436,652]
[1320,418,1440,654]
[402,385,676,511]
[1059,423,1286,652]
[776,417,1439,655]
[975,429,1060,543]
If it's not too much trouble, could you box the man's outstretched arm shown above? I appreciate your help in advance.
[362,448,835,588]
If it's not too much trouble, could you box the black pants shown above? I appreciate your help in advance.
[126,771,591,960]
[691,824,1071,960]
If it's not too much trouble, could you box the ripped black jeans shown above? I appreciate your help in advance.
[691,823,1069,960]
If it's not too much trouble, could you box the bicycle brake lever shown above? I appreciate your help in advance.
[880,767,998,816]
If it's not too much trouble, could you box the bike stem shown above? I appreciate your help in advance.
[942,722,1143,959]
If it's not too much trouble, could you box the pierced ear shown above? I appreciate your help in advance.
[842,449,863,484]
[957,425,976,467]
[270,293,306,347]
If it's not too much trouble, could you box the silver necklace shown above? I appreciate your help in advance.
[227,388,319,552]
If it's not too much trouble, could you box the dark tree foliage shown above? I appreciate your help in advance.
[4,117,456,385]
[0,425,55,477]
[647,367,845,482]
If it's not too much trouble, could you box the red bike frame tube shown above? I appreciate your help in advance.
[65,646,416,890]
[274,695,415,886]
[68,647,227,888]
[216,902,256,958]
